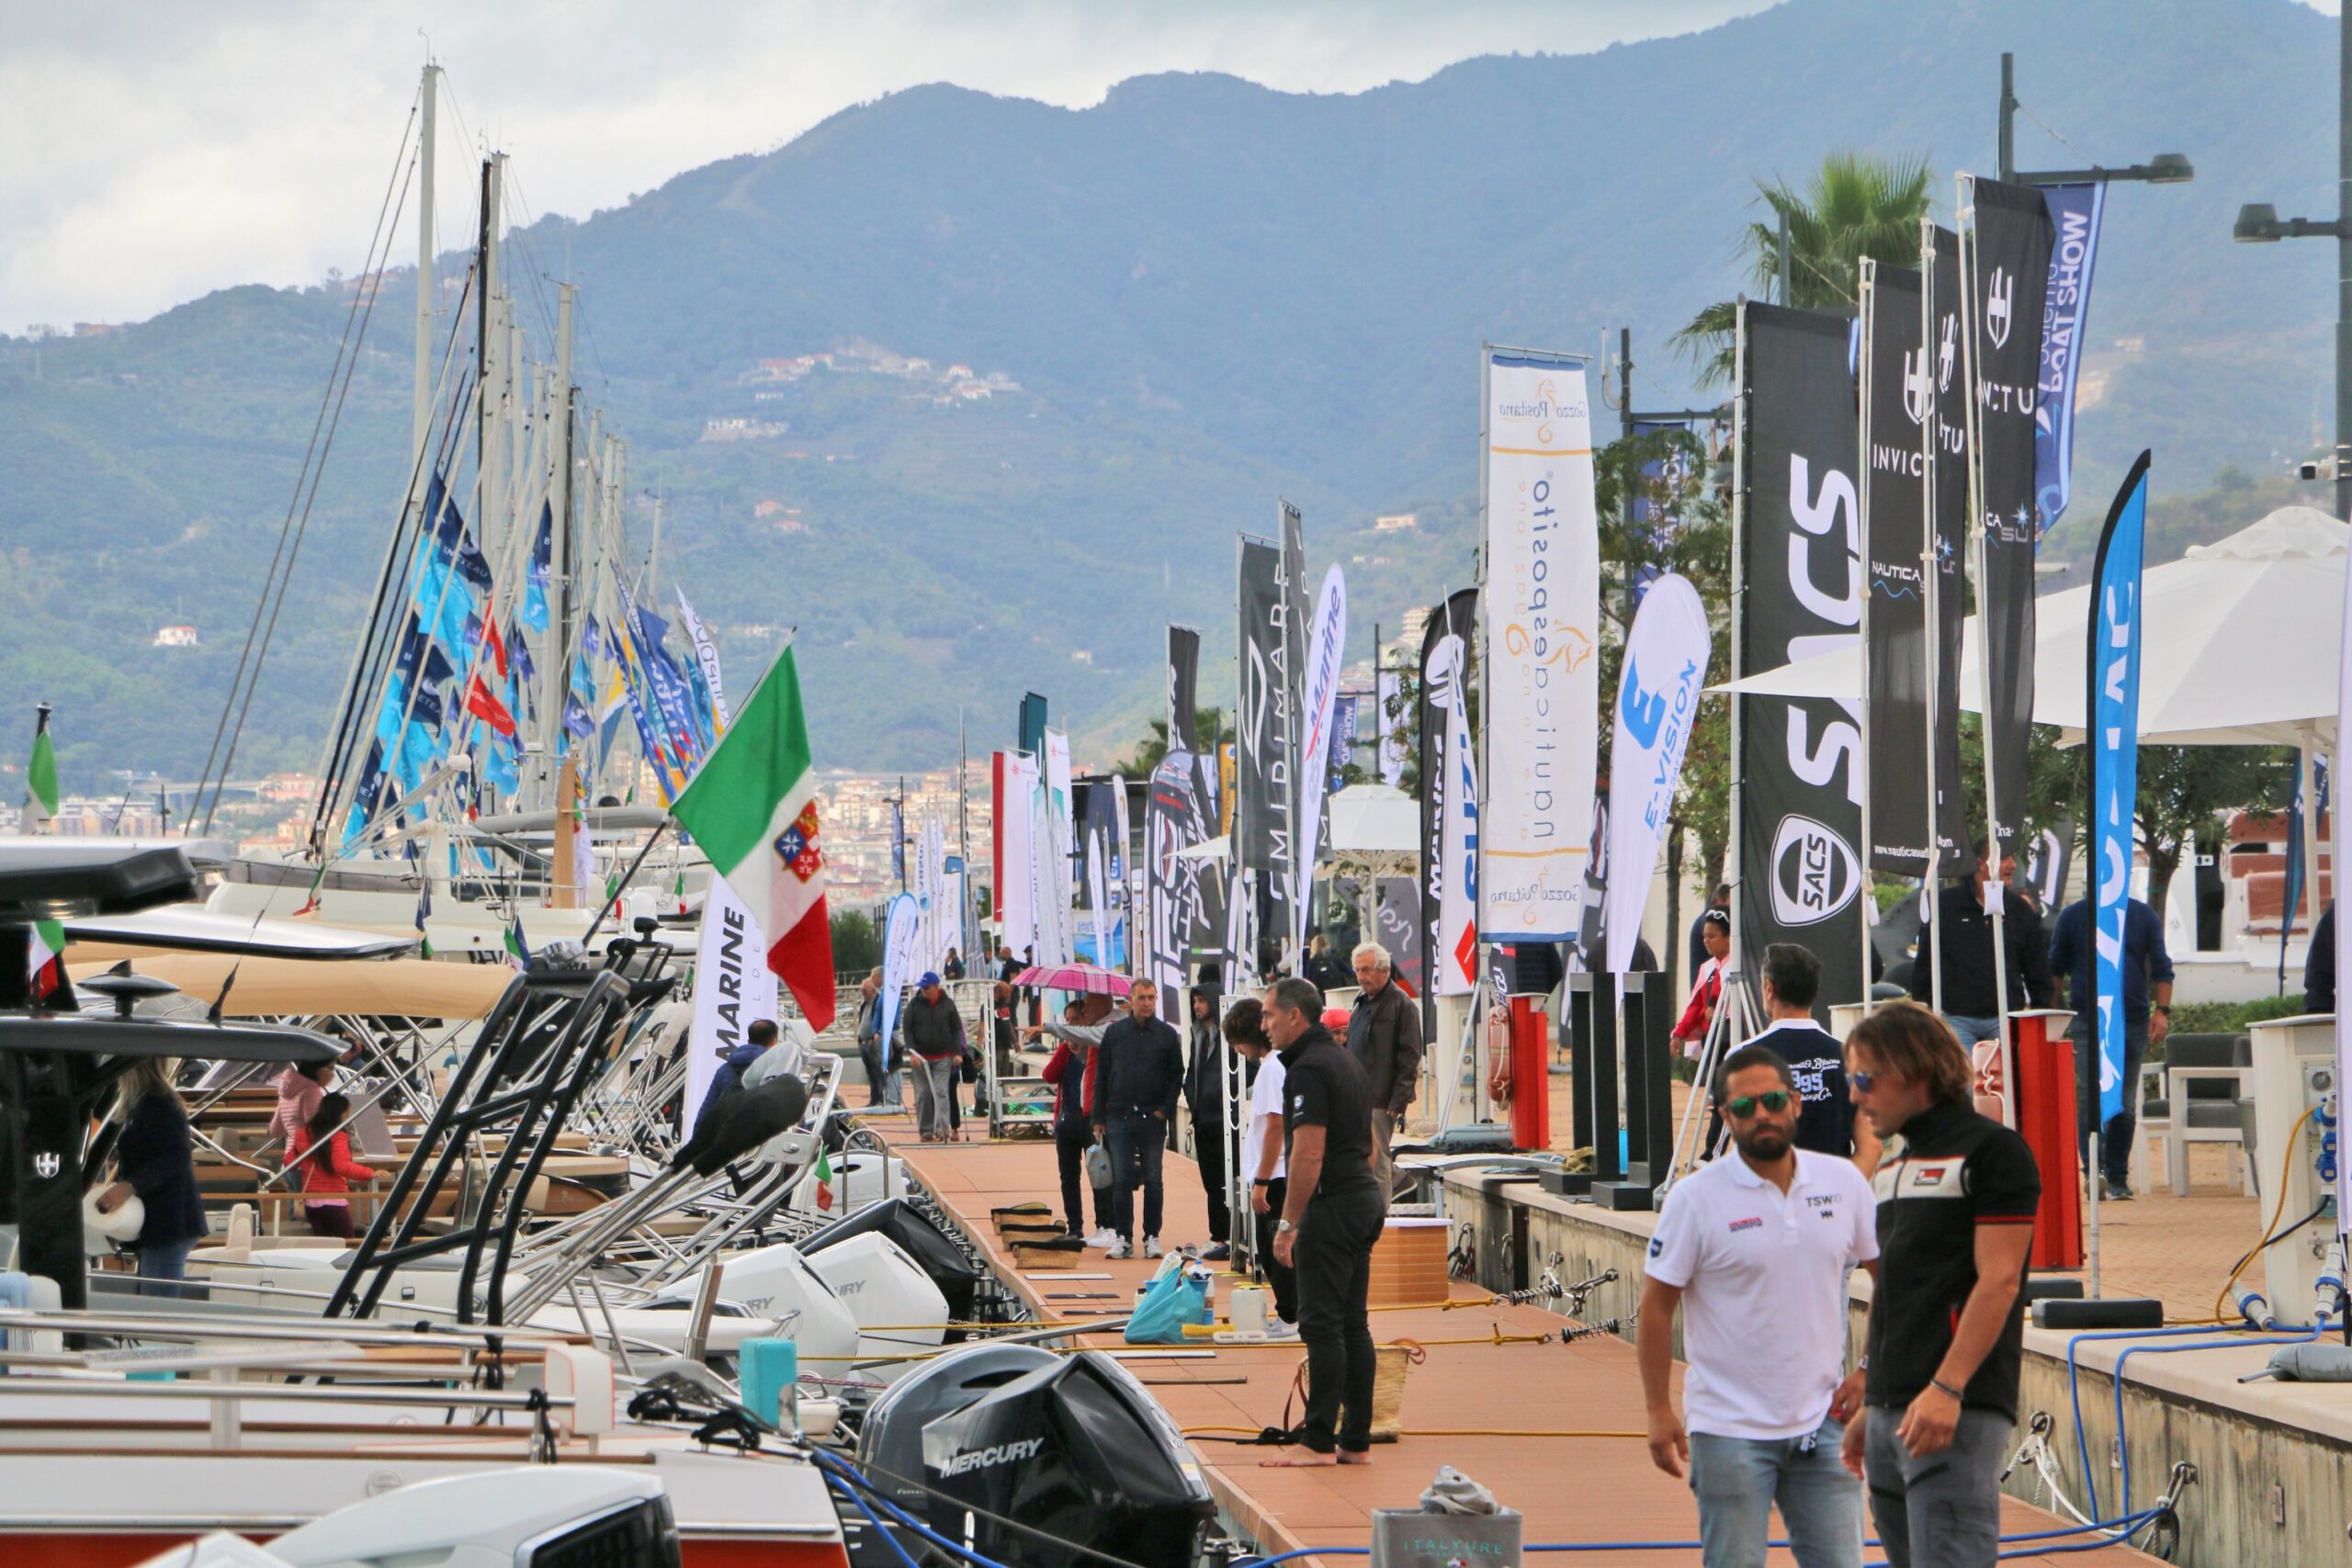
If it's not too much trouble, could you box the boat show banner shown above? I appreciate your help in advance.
[1968,178,2055,853]
[1602,572,1710,975]
[1235,535,1296,965]
[687,872,780,1123]
[1295,564,1348,955]
[1168,626,1202,754]
[2035,182,2106,534]
[1416,589,1479,1041]
[1861,263,1933,874]
[1926,226,1973,873]
[2087,452,2151,1128]
[1481,347,1600,942]
[1736,304,1865,1004]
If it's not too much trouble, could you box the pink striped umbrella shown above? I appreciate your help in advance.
[1012,963,1133,996]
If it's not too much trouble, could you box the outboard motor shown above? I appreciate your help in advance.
[922,1351,1214,1568]
[799,1231,950,1383]
[851,1341,1058,1567]
[643,1240,860,1372]
[804,1197,983,1331]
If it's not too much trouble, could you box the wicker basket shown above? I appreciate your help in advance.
[1285,1339,1425,1440]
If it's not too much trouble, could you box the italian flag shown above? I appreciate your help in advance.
[669,648,836,1032]
[25,708,63,1001]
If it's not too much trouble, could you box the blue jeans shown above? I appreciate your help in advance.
[1102,1109,1166,1241]
[1689,1414,1863,1567]
[136,1238,197,1299]
[1864,1406,2008,1568]
[1944,1015,2004,1049]
[2071,1019,2149,1184]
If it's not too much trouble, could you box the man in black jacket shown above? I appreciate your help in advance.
[1184,987,1232,1258]
[1905,840,2052,1051]
[1344,941,1423,1193]
[1093,978,1183,1259]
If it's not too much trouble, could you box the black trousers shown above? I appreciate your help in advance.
[1105,1109,1166,1241]
[1054,1115,1109,1234]
[1192,1109,1230,1244]
[1295,1184,1385,1453]
[1261,1177,1297,1322]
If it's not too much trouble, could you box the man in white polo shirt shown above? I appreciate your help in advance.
[1638,1043,1880,1566]
[1223,995,1298,1337]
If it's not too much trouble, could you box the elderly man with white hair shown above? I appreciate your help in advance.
[1344,940,1423,1193]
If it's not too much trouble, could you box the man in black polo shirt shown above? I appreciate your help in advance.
[1840,1001,2040,1568]
[1743,943,1881,1174]
[1259,975,1384,1468]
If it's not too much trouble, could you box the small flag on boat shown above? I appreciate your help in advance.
[813,1146,834,1210]
[504,912,530,970]
[24,703,58,832]
[667,647,837,1031]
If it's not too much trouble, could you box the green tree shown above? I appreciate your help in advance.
[831,908,880,976]
[1115,707,1227,775]
[1674,152,1934,385]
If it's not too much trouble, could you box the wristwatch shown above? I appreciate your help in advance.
[1276,1219,1297,1234]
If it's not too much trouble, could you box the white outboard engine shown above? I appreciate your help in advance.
[800,1231,950,1382]
[803,1197,985,1332]
[789,1149,906,1218]
[645,1240,862,1374]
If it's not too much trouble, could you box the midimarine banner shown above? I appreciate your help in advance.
[1481,347,1599,942]
[1736,303,1865,1007]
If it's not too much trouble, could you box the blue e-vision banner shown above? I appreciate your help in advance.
[2088,451,2152,1126]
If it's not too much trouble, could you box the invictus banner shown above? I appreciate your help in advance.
[1925,226,1973,873]
[1416,588,1477,1043]
[1736,303,1865,1006]
[1481,347,1600,942]
[1860,262,1933,874]
[1168,625,1202,754]
[1236,535,1296,963]
[1964,178,2054,853]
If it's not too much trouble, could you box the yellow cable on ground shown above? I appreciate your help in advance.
[1180,1425,1645,1438]
[2210,1102,2318,1326]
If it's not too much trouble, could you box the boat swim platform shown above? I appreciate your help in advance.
[854,1111,2154,1567]
[1436,1162,2352,1568]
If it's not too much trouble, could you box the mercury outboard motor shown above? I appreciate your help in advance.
[852,1339,1058,1563]
[804,1197,982,1330]
[920,1351,1214,1568]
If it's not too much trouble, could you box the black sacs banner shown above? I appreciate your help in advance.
[1925,226,1972,870]
[1862,263,1933,874]
[1167,626,1202,755]
[1737,304,1865,1005]
[1236,536,1295,961]
[1966,179,2053,854]
[1416,587,1477,1043]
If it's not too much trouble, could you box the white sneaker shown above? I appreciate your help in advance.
[1265,1317,1300,1340]
[1083,1229,1118,1249]
[1142,1235,1164,1259]
[1107,1238,1132,1260]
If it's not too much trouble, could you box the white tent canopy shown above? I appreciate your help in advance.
[1327,784,1419,856]
[1713,504,2346,750]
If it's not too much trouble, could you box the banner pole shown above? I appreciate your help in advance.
[1727,303,1748,1000]
[1960,181,2019,1126]
[1857,262,1881,1009]
[1476,344,1495,1125]
[1920,221,1949,1023]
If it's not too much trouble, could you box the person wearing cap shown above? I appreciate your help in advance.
[900,973,967,1143]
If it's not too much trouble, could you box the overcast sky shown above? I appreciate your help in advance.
[0,0,1788,332]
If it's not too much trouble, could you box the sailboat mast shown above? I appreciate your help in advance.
[539,283,577,808]
[413,63,437,473]
[476,153,504,563]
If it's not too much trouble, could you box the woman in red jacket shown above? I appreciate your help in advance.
[287,1092,379,1241]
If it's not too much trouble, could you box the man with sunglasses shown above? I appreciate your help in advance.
[1639,1044,1879,1566]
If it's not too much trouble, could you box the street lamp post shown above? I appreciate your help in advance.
[1999,52,2196,189]
[2233,15,2352,523]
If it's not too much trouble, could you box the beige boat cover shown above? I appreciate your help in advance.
[65,953,514,1019]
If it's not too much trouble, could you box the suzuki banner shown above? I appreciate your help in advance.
[1295,563,1348,955]
[1481,347,1600,942]
[2035,183,2106,535]
[1736,303,1866,1005]
[1603,573,1710,975]
[686,872,780,1123]
[1965,177,2055,852]
[2088,452,2152,1129]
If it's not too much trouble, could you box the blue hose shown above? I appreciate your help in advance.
[826,1474,924,1568]
[2108,1330,2317,1517]
[2061,1322,2240,1519]
[812,1449,1016,1568]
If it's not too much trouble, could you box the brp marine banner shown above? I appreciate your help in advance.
[1925,226,1973,873]
[1168,626,1203,754]
[2035,183,2106,534]
[877,891,923,1067]
[990,750,1041,961]
[1736,304,1866,1003]
[1236,535,1297,962]
[1295,563,1348,955]
[1146,750,1216,992]
[1432,633,1480,998]
[1482,348,1600,942]
[1329,693,1358,795]
[1417,589,1478,1040]
[1965,178,2055,852]
[686,872,780,1125]
[2088,452,2152,1130]
[1603,573,1710,975]
[1860,262,1936,873]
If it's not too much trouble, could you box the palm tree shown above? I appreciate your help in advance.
[1674,152,1934,385]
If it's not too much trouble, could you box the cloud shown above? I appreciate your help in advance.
[0,0,1769,330]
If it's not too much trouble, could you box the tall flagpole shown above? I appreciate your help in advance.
[1857,263,1881,1009]
[1919,220,1949,1022]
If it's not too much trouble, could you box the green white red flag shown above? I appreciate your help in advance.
[668,647,836,1031]
[25,705,65,1000]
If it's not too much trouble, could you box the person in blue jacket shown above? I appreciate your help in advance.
[94,1057,208,1296]
[693,1020,778,1145]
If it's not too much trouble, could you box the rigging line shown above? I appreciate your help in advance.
[207,155,418,837]
[304,270,476,846]
[196,103,417,831]
[2013,101,2096,168]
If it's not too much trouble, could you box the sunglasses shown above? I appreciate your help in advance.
[1724,1090,1792,1118]
[1849,1070,1875,1093]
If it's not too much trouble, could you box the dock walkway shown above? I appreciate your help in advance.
[860,1111,2154,1567]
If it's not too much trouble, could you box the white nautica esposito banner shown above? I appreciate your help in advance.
[1481,347,1600,942]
